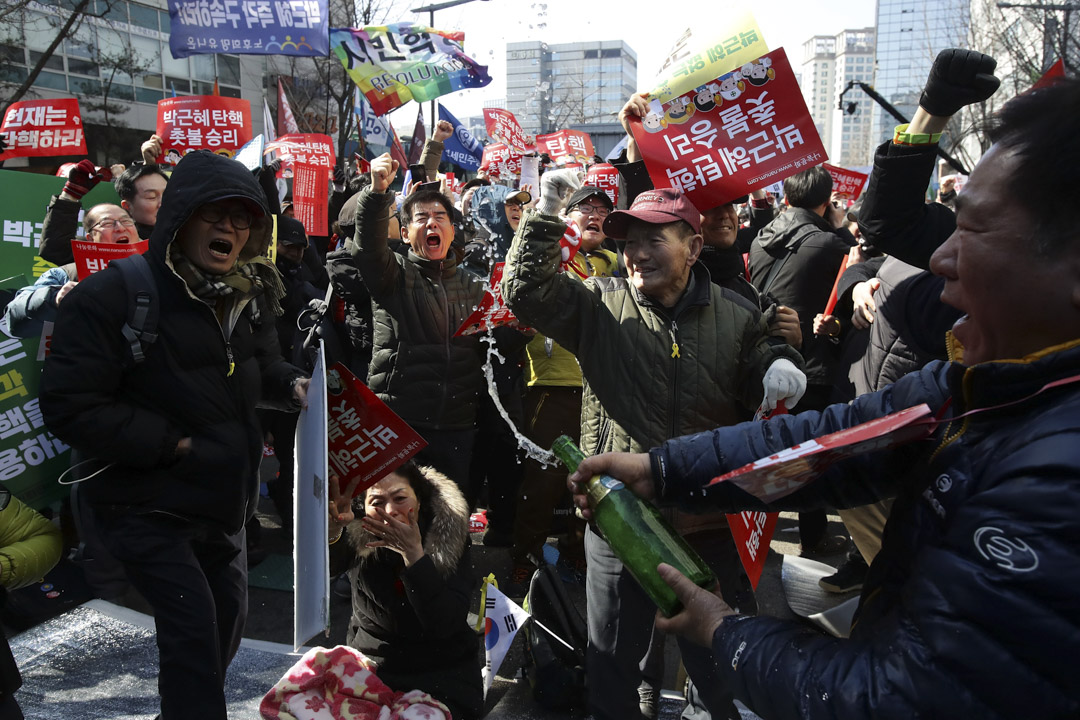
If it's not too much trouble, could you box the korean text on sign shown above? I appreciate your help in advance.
[632,48,828,210]
[156,96,253,164]
[168,0,329,57]
[0,338,70,483]
[0,99,87,160]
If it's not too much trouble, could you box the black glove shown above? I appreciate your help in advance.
[919,49,1000,117]
[333,166,346,186]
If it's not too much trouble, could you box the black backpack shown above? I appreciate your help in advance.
[113,253,159,365]
[521,563,588,711]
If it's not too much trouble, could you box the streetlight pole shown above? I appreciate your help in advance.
[411,0,491,129]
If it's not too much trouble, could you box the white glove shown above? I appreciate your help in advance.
[536,168,582,216]
[761,358,807,413]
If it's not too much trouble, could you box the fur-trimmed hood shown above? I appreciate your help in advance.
[345,465,470,579]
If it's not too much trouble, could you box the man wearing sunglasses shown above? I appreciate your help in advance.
[41,150,308,720]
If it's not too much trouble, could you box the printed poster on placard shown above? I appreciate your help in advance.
[326,362,427,499]
[330,24,492,117]
[264,133,336,172]
[535,130,594,167]
[167,0,329,58]
[726,510,778,589]
[823,163,868,201]
[71,240,148,279]
[156,96,252,165]
[479,144,523,180]
[631,48,827,210]
[454,263,526,336]
[585,163,620,207]
[292,162,328,236]
[0,99,87,161]
[648,12,767,104]
[483,108,534,153]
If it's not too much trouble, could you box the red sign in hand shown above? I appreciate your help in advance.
[327,363,428,498]
[584,163,620,207]
[631,48,827,211]
[454,262,526,336]
[71,240,149,278]
[292,162,329,236]
[727,510,779,589]
[483,108,534,152]
[479,143,523,179]
[823,163,868,201]
[0,99,87,160]
[156,96,252,165]
[536,129,594,167]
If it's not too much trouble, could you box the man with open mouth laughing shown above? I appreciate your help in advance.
[343,153,486,493]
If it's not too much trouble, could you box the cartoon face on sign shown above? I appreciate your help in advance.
[664,96,696,125]
[741,57,775,87]
[693,83,721,112]
[642,99,668,134]
[718,71,746,101]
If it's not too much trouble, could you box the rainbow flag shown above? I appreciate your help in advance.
[330,24,492,116]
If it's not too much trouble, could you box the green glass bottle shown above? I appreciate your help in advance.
[551,435,717,617]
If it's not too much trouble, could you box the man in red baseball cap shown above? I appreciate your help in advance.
[503,182,806,720]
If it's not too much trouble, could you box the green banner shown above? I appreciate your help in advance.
[0,169,121,509]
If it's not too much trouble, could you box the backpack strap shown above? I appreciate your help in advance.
[114,254,159,364]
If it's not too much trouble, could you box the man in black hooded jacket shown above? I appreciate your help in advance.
[40,150,308,720]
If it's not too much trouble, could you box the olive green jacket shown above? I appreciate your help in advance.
[503,209,803,457]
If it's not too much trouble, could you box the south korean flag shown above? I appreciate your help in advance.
[480,578,531,695]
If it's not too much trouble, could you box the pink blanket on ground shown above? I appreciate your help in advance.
[260,645,452,720]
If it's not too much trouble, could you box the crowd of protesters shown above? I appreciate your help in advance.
[0,45,1077,720]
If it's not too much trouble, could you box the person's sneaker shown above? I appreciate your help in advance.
[819,555,868,593]
[801,534,849,558]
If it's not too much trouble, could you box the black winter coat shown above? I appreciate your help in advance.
[40,151,303,533]
[652,339,1080,719]
[748,208,855,386]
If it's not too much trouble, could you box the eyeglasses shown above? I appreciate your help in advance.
[196,203,253,230]
[91,216,137,232]
[572,203,610,218]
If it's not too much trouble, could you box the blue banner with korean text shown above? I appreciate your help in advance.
[437,104,482,171]
[167,0,329,58]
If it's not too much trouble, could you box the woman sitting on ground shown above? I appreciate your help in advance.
[329,462,483,719]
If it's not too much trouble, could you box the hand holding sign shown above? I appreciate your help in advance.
[371,153,399,193]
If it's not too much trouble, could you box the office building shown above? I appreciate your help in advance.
[800,28,876,168]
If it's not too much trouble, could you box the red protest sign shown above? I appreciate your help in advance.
[536,130,594,167]
[1032,58,1065,91]
[0,99,87,160]
[479,143,523,179]
[292,162,329,236]
[483,108,534,152]
[326,362,428,498]
[71,240,149,278]
[631,48,826,210]
[454,262,526,336]
[156,96,251,165]
[727,510,778,589]
[823,163,868,201]
[584,163,620,207]
[265,133,336,171]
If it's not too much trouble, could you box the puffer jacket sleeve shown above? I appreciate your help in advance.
[858,141,955,270]
[40,279,185,469]
[2,268,68,338]
[0,495,62,590]
[38,194,81,267]
[346,188,400,298]
[501,209,595,356]
[652,362,949,512]
[252,297,305,411]
[707,420,1080,719]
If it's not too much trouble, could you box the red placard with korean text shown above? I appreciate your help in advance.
[631,48,826,210]
[156,96,251,165]
[326,362,427,498]
[479,143,522,179]
[71,240,149,278]
[535,129,594,167]
[483,108,534,152]
[823,163,868,201]
[265,133,336,170]
[0,99,87,160]
[585,163,620,207]
[727,510,779,589]
[292,162,329,236]
[454,262,524,336]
